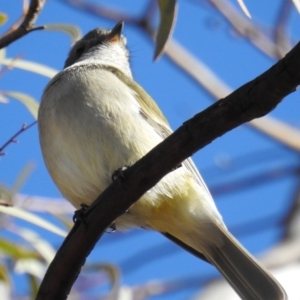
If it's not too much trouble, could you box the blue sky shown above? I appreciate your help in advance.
[1,1,300,299]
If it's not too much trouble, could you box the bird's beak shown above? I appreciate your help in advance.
[107,21,124,42]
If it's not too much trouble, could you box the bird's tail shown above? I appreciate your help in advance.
[165,223,287,300]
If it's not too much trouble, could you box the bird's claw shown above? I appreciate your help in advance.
[111,166,129,181]
[73,203,89,224]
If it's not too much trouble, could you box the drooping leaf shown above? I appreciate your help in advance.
[0,205,67,237]
[3,91,39,119]
[0,264,10,284]
[44,23,82,44]
[0,271,10,300]
[0,13,7,26]
[1,58,57,78]
[0,184,11,205]
[237,0,251,18]
[154,0,178,60]
[86,264,121,298]
[14,258,46,279]
[0,48,6,63]
[10,163,35,198]
[291,0,300,14]
[87,263,120,284]
[28,274,39,298]
[14,228,56,264]
[50,212,74,230]
[0,238,37,260]
[0,94,8,103]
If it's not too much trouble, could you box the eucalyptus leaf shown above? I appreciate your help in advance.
[154,0,178,60]
[0,13,7,26]
[0,238,37,260]
[14,228,56,264]
[14,258,46,279]
[0,280,10,300]
[0,206,67,237]
[10,163,35,199]
[86,264,121,297]
[0,94,8,103]
[3,91,39,119]
[1,58,57,78]
[0,184,12,205]
[0,264,10,284]
[291,0,300,13]
[237,0,251,18]
[0,48,6,63]
[28,274,39,298]
[44,23,82,44]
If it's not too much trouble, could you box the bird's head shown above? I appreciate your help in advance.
[64,21,131,77]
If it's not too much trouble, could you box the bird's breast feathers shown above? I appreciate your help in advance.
[39,65,220,228]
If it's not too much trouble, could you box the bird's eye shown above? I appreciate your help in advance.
[75,46,85,57]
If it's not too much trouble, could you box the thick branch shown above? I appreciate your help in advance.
[63,0,300,152]
[36,42,300,299]
[0,0,46,49]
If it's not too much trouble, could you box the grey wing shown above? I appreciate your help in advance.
[139,109,214,200]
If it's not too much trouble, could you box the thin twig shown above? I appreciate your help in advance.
[36,40,300,299]
[61,0,300,153]
[0,121,37,155]
[159,38,300,152]
[0,0,47,49]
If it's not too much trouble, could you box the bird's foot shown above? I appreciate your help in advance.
[106,222,117,233]
[111,166,129,181]
[172,163,182,171]
[73,203,89,224]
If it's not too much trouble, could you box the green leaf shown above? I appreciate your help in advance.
[0,94,8,103]
[86,264,120,283]
[0,238,37,260]
[0,48,6,63]
[154,0,178,60]
[14,228,56,264]
[28,274,39,298]
[50,213,74,230]
[237,0,251,18]
[14,258,46,279]
[0,206,67,237]
[10,163,35,198]
[0,184,12,205]
[3,91,39,119]
[86,264,121,297]
[0,264,10,284]
[291,0,300,13]
[44,23,82,44]
[1,58,57,78]
[0,13,7,26]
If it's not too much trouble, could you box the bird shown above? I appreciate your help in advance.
[38,21,287,299]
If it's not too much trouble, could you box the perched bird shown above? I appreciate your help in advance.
[38,21,287,299]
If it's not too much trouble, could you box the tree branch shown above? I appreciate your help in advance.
[0,121,37,156]
[273,0,293,57]
[207,0,286,59]
[36,40,300,299]
[62,0,300,152]
[0,0,46,49]
[162,38,300,152]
